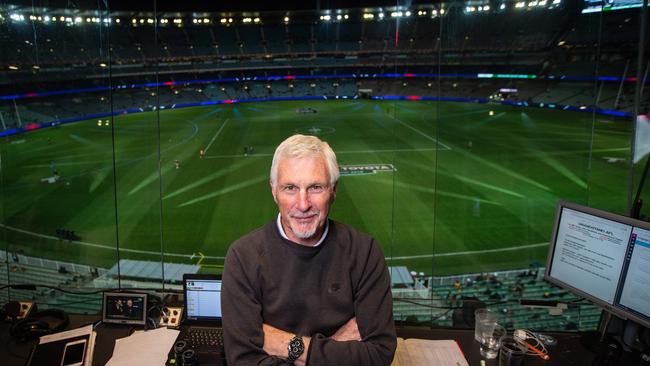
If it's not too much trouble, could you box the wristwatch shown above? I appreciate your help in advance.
[287,335,304,364]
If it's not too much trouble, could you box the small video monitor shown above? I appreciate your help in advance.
[102,292,148,326]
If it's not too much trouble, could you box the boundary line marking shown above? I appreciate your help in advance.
[387,242,548,260]
[205,147,441,159]
[2,223,546,263]
[204,118,229,153]
[0,224,225,260]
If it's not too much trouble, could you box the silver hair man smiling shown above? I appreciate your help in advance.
[222,134,396,366]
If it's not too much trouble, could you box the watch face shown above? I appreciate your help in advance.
[288,336,304,360]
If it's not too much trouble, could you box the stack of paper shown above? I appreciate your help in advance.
[392,338,469,366]
[106,327,180,366]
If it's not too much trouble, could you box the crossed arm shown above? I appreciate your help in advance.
[262,318,361,366]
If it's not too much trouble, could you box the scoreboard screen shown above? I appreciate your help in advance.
[583,0,644,13]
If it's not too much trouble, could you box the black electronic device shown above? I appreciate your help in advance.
[10,309,70,342]
[102,292,147,326]
[60,339,87,366]
[166,273,225,366]
[545,201,650,329]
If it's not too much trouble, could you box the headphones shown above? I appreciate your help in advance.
[9,309,70,342]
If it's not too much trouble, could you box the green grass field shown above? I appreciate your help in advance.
[0,100,633,275]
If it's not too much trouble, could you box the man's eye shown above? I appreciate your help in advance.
[309,185,325,193]
[283,185,297,192]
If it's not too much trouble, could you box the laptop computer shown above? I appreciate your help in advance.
[166,273,225,366]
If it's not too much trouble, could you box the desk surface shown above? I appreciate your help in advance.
[396,326,595,366]
[1,315,596,366]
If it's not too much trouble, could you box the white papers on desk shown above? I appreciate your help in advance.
[106,327,179,366]
[392,338,469,366]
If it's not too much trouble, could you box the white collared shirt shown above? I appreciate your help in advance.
[276,213,329,247]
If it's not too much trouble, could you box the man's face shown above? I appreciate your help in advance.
[272,155,336,246]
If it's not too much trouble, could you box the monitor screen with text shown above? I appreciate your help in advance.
[545,201,650,328]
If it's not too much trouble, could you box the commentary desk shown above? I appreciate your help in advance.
[1,315,595,365]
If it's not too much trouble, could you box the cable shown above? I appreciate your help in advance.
[0,284,183,295]
[514,329,550,360]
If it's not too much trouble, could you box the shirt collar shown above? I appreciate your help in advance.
[276,213,329,247]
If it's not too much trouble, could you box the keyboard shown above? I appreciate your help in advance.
[185,326,224,349]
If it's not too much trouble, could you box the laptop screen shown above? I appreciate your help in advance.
[183,274,222,321]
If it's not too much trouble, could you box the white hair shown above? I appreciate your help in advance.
[270,134,339,187]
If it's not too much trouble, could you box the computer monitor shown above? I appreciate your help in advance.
[544,200,650,329]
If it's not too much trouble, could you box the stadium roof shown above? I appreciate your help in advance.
[6,0,439,12]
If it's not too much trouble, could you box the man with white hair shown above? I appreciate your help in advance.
[222,134,396,366]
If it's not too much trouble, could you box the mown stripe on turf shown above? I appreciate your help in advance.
[386,114,452,151]
[177,175,268,207]
[162,158,259,200]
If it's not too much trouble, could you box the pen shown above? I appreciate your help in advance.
[526,341,550,360]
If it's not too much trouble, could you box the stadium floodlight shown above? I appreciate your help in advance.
[440,8,445,14]
[557,40,565,46]
[204,18,211,23]
[465,6,476,12]
[147,18,154,24]
[99,63,107,67]
[66,17,72,23]
[405,10,411,16]
[500,3,506,9]
[515,2,525,8]
[284,16,290,22]
[363,13,374,19]
[220,18,227,23]
[173,18,182,24]
[417,10,427,16]
[86,17,91,22]
[29,15,36,20]
[390,11,403,17]
[243,17,252,23]
[115,18,120,23]
[10,14,25,21]
[44,15,50,22]
[59,16,65,21]
[74,17,82,23]
[538,0,547,5]
[378,12,385,18]
[483,5,490,11]
[336,14,342,20]
[528,1,538,7]
[8,65,18,70]
[431,9,438,16]
[344,14,349,19]
[139,18,145,23]
[320,15,331,21]
[228,18,233,23]
[253,17,260,23]
[552,0,560,3]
